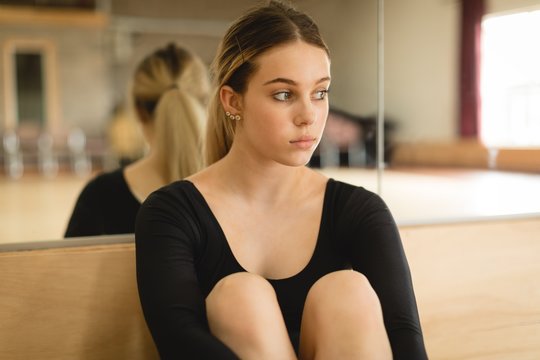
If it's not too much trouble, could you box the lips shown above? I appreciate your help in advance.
[290,135,316,143]
[290,136,317,149]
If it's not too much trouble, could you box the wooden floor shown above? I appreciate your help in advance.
[1,166,540,243]
[0,173,90,243]
[321,167,540,225]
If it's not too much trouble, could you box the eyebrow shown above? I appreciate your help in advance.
[263,76,331,86]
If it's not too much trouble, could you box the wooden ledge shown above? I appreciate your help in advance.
[0,5,109,28]
[392,140,540,173]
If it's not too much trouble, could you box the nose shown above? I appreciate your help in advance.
[293,98,317,127]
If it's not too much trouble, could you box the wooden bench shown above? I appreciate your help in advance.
[401,216,540,359]
[0,235,158,360]
[1,218,539,359]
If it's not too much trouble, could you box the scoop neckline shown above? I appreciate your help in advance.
[182,178,334,282]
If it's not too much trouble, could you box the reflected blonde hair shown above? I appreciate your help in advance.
[133,43,210,183]
[206,0,329,165]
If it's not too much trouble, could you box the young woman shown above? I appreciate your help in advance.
[65,43,209,237]
[136,2,428,359]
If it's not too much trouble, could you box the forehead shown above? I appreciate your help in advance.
[250,41,331,86]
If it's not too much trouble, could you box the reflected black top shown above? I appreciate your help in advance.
[64,168,140,237]
[135,179,428,359]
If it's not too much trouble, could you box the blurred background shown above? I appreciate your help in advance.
[1,0,540,243]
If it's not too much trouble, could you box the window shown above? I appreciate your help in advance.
[481,9,540,148]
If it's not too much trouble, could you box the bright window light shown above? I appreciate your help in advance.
[481,9,540,148]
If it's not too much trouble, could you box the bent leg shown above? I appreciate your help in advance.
[206,272,297,360]
[299,270,392,360]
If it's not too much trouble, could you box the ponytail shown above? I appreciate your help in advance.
[154,88,205,183]
[132,43,210,182]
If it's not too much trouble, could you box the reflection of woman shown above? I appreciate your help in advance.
[136,2,428,359]
[65,43,209,237]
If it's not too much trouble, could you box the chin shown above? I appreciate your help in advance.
[279,155,314,167]
[271,147,317,167]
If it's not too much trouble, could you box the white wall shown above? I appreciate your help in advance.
[0,24,113,135]
[302,0,378,116]
[57,28,112,134]
[385,0,459,142]
[384,0,540,143]
[488,0,540,14]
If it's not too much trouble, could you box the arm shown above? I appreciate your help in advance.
[135,189,239,360]
[339,190,428,359]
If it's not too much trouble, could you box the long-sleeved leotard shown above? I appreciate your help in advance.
[135,179,428,359]
[65,168,140,237]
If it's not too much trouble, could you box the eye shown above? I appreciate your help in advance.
[273,91,293,101]
[313,89,329,100]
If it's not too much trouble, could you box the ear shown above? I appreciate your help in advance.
[219,85,243,115]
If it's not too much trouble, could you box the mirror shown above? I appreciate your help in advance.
[380,0,540,224]
[1,0,539,244]
[0,0,379,243]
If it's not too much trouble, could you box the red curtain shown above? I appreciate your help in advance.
[459,0,485,138]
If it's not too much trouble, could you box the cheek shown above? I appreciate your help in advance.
[244,101,284,132]
[255,114,287,141]
[317,105,329,128]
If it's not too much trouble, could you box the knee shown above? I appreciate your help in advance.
[207,272,275,308]
[206,272,277,336]
[305,270,382,318]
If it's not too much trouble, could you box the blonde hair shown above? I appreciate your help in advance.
[205,0,329,165]
[132,44,210,183]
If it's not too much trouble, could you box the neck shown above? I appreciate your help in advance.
[124,151,167,202]
[213,147,311,206]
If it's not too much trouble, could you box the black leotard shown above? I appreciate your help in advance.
[65,168,140,237]
[135,179,427,359]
